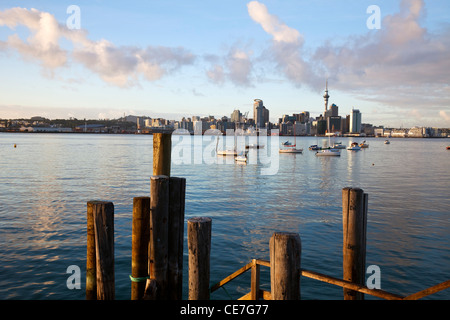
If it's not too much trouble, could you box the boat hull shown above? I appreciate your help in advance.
[235,156,247,162]
[316,150,340,156]
[279,148,303,153]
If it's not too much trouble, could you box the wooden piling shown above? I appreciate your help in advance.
[188,217,212,300]
[269,232,302,300]
[86,201,96,300]
[153,133,172,177]
[92,201,115,300]
[342,187,368,300]
[250,259,261,300]
[168,177,186,300]
[131,196,151,300]
[149,175,170,299]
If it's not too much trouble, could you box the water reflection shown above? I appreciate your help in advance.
[0,133,449,299]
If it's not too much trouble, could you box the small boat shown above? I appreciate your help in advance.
[316,149,340,157]
[348,142,361,151]
[332,142,346,149]
[384,140,390,144]
[359,141,369,148]
[235,154,248,162]
[282,140,296,147]
[447,146,450,150]
[217,149,238,156]
[309,145,320,150]
[279,147,303,153]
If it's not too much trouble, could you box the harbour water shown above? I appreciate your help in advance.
[0,132,449,300]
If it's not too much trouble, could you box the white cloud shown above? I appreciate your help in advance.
[247,1,319,89]
[206,64,225,85]
[247,0,450,119]
[205,47,254,87]
[247,1,301,44]
[0,7,195,87]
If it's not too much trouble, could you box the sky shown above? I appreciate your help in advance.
[0,0,449,128]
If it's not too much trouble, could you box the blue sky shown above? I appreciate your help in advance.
[1,0,449,127]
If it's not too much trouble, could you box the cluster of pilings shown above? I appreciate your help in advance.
[85,133,370,300]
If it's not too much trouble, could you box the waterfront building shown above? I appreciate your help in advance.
[299,111,310,123]
[327,116,341,133]
[316,119,327,135]
[349,108,362,133]
[294,122,309,135]
[179,118,193,132]
[231,109,242,123]
[253,99,269,129]
[341,117,348,134]
[325,103,338,117]
[193,121,203,134]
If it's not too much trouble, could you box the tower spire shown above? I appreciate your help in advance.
[323,79,330,112]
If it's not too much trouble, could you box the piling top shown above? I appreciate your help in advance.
[188,217,212,223]
[151,175,169,181]
[87,200,113,205]
[272,232,300,238]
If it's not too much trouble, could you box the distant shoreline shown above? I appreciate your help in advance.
[1,130,449,139]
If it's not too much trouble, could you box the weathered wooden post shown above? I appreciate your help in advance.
[250,259,261,300]
[91,201,115,300]
[270,232,302,300]
[342,187,368,300]
[86,201,96,300]
[188,217,212,300]
[168,177,186,300]
[131,196,151,300]
[149,175,170,299]
[153,133,172,177]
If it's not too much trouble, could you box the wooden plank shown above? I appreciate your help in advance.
[253,259,404,300]
[301,269,403,300]
[404,280,450,300]
[210,261,254,293]
[239,290,271,300]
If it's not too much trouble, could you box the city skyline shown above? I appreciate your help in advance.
[1,1,450,128]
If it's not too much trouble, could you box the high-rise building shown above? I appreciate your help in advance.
[299,111,309,123]
[253,99,268,128]
[350,108,362,133]
[327,116,341,133]
[231,109,242,123]
[263,107,269,126]
[329,104,338,117]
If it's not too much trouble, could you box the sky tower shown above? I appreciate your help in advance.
[323,79,330,113]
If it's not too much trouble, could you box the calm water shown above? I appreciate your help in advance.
[0,132,449,300]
